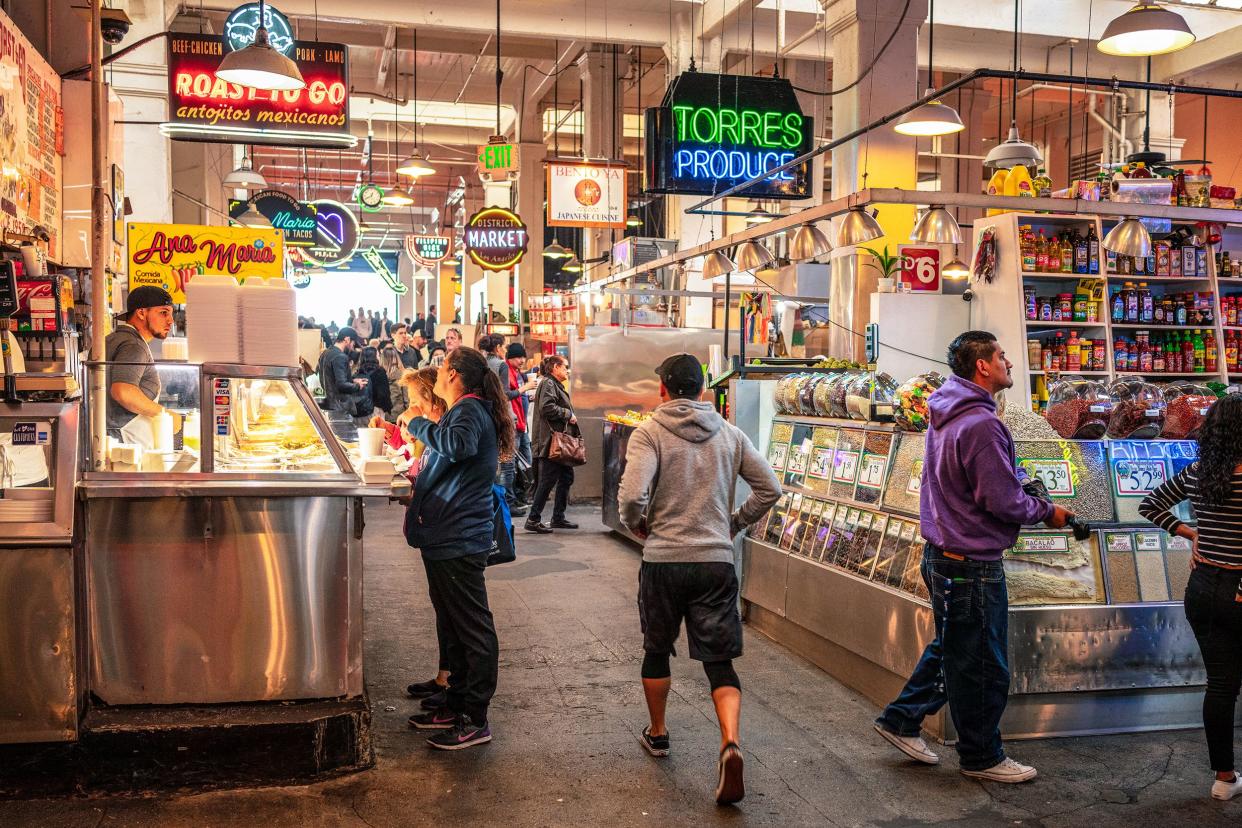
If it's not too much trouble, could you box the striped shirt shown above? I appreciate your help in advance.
[1139,464,1242,571]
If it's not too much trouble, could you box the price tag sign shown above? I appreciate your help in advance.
[900,523,917,542]
[857,452,888,489]
[1105,532,1134,552]
[768,442,789,471]
[1113,458,1169,497]
[1019,458,1075,497]
[1135,532,1163,552]
[1016,534,1071,554]
[906,459,924,496]
[858,511,874,530]
[787,445,809,475]
[808,447,833,480]
[832,450,860,483]
[846,509,860,527]
[1166,534,1192,552]
[898,245,942,293]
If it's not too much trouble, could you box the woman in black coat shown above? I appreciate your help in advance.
[524,354,577,533]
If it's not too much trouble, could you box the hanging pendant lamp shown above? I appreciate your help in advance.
[216,2,305,91]
[561,254,584,274]
[744,205,777,225]
[1103,218,1152,258]
[701,249,736,280]
[837,208,884,247]
[894,0,964,137]
[223,154,267,190]
[382,184,416,207]
[790,223,833,261]
[413,266,436,281]
[625,213,643,228]
[910,206,962,244]
[942,256,970,280]
[987,0,1043,171]
[397,29,437,178]
[542,240,572,259]
[1098,3,1195,57]
[235,203,271,228]
[735,240,775,271]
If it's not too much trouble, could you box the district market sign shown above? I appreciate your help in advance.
[463,207,528,271]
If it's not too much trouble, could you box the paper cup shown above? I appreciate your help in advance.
[357,427,386,459]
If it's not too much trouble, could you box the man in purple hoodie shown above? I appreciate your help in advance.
[873,331,1072,784]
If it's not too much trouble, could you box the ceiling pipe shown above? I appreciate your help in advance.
[1087,90,1135,162]
[686,67,1242,216]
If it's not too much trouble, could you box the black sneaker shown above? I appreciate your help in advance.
[524,520,553,534]
[408,707,457,730]
[426,714,492,750]
[550,519,579,529]
[510,504,529,518]
[716,743,745,805]
[406,678,446,699]
[639,726,670,757]
[420,689,447,710]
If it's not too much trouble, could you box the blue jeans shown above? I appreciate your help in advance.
[875,543,1010,772]
[499,430,532,505]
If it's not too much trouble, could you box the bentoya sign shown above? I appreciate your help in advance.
[644,72,813,199]
[463,207,529,272]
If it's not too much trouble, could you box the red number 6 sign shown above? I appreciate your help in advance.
[898,245,941,293]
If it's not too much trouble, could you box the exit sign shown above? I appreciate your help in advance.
[478,142,519,176]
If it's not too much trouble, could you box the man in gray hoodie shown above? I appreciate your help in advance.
[618,353,781,806]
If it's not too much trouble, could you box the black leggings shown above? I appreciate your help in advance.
[641,652,740,692]
[529,457,573,523]
[1184,564,1242,772]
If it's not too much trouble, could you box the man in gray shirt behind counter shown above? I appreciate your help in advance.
[105,286,176,438]
[618,353,780,807]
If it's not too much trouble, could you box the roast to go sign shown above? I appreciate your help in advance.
[464,207,529,272]
[405,234,452,266]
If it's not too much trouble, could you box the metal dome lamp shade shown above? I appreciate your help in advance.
[1103,218,1152,259]
[744,205,777,225]
[396,151,436,178]
[910,206,962,245]
[626,213,643,227]
[542,240,571,259]
[236,203,271,229]
[216,5,305,92]
[223,155,267,190]
[894,97,965,137]
[1097,4,1195,57]
[837,208,884,247]
[561,255,584,274]
[413,266,436,281]
[790,223,833,261]
[942,256,970,280]
[701,249,736,280]
[381,184,416,207]
[735,240,775,271]
[984,124,1042,170]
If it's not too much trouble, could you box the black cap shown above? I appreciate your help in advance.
[656,353,704,397]
[336,326,359,343]
[506,342,527,360]
[123,285,174,318]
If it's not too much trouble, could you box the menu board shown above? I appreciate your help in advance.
[0,10,63,260]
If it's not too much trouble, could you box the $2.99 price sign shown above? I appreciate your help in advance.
[898,245,941,292]
[1113,458,1169,497]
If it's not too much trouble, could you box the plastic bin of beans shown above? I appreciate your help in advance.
[798,375,828,416]
[893,372,944,431]
[1160,382,1216,440]
[826,372,860,419]
[773,375,796,414]
[845,372,898,421]
[813,372,845,417]
[1044,376,1115,439]
[1014,439,1115,521]
[829,428,865,500]
[882,433,925,516]
[1106,378,1166,439]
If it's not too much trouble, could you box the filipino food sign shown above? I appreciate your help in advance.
[162,31,353,148]
[127,222,284,303]
[463,207,528,272]
[405,233,452,266]
[644,72,813,199]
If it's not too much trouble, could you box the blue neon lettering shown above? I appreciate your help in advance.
[778,152,795,180]
[675,148,804,183]
[728,151,746,178]
[674,149,693,177]
[693,149,710,179]
[709,150,729,177]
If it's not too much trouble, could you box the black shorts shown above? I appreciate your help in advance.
[638,561,743,662]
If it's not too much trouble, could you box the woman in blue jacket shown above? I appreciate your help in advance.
[404,346,514,750]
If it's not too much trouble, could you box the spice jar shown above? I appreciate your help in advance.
[1073,294,1089,322]
[1045,376,1115,439]
[1161,382,1217,440]
[1106,377,1167,439]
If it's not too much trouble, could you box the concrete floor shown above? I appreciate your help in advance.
[3,502,1241,827]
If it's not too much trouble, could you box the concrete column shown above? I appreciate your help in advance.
[515,140,547,313]
[823,0,926,361]
[578,46,622,264]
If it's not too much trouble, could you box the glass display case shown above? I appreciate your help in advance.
[0,402,77,541]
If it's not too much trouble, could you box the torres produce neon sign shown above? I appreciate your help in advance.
[645,73,813,199]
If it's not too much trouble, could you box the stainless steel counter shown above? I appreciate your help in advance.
[601,421,642,544]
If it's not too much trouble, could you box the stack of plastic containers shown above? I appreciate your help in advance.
[185,275,242,364]
[239,277,297,367]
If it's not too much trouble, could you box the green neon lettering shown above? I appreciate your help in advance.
[671,105,693,142]
[690,107,718,143]
[762,112,782,147]
[782,113,803,149]
[718,108,741,144]
[740,110,763,147]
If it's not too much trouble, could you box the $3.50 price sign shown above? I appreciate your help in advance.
[1113,458,1169,497]
[898,245,941,292]
[1019,459,1075,497]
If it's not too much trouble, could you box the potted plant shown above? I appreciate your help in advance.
[861,245,906,293]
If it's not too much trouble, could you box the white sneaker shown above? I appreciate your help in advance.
[873,724,940,765]
[961,757,1037,783]
[1211,775,1242,801]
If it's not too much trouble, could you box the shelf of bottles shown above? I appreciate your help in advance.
[525,292,579,342]
[972,213,1238,416]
